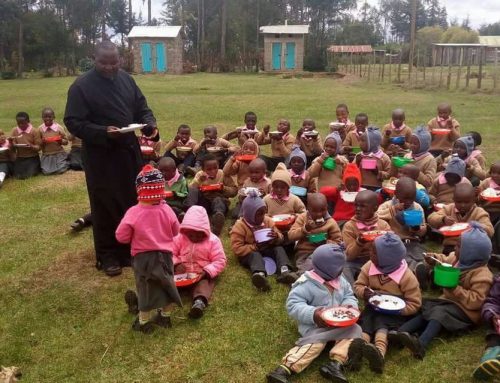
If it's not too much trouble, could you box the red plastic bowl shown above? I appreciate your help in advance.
[272,214,296,230]
[43,136,61,143]
[140,146,154,155]
[481,189,500,202]
[439,223,470,237]
[235,154,257,163]
[321,306,360,327]
[200,183,223,192]
[164,190,175,198]
[362,230,390,242]
[432,129,451,136]
[175,273,202,287]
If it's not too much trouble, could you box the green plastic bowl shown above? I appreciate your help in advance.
[351,146,361,154]
[322,157,336,170]
[392,156,414,168]
[307,232,327,243]
[433,264,460,288]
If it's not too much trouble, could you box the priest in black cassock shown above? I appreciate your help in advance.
[64,41,157,277]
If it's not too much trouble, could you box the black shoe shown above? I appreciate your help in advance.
[104,265,122,277]
[276,271,299,285]
[363,343,384,374]
[346,338,365,372]
[266,366,292,383]
[132,317,155,334]
[70,218,86,232]
[152,312,172,328]
[211,212,225,236]
[415,262,428,290]
[189,299,206,319]
[387,330,404,349]
[124,290,139,314]
[396,332,425,360]
[319,361,348,383]
[252,272,271,292]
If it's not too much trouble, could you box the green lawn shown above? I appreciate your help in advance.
[0,73,499,383]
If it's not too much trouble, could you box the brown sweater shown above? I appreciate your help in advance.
[437,155,486,181]
[256,132,295,158]
[427,117,460,151]
[10,126,42,158]
[354,261,422,316]
[297,134,323,157]
[223,156,250,188]
[230,216,283,258]
[194,137,237,154]
[477,178,500,216]
[355,152,392,188]
[377,201,427,240]
[190,169,237,199]
[342,131,361,148]
[389,152,437,188]
[263,193,306,217]
[242,177,272,195]
[39,123,68,155]
[308,155,348,189]
[431,252,493,324]
[381,123,412,156]
[428,175,472,204]
[164,137,198,159]
[290,170,318,194]
[427,203,494,247]
[222,126,259,147]
[342,217,392,262]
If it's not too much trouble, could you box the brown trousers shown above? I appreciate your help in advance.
[179,278,216,304]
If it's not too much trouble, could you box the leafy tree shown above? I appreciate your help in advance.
[479,22,500,36]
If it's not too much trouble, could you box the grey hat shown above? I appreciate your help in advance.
[445,156,466,178]
[366,126,382,153]
[457,136,475,157]
[458,221,491,271]
[412,125,431,154]
[311,244,346,281]
[286,145,307,167]
[325,132,343,155]
[374,232,406,274]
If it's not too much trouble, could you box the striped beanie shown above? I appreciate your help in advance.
[136,164,167,202]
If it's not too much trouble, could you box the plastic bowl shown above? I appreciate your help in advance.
[439,223,470,237]
[175,273,202,287]
[290,185,308,197]
[43,136,61,143]
[329,122,346,131]
[303,130,319,138]
[272,214,296,230]
[269,131,283,138]
[207,146,224,153]
[321,306,360,327]
[254,228,273,243]
[322,157,336,170]
[235,154,257,163]
[392,156,414,168]
[403,210,423,226]
[382,178,398,195]
[351,146,362,154]
[340,191,357,203]
[177,146,193,152]
[389,136,406,145]
[432,128,451,136]
[164,190,175,198]
[263,257,277,275]
[481,188,500,202]
[307,232,327,243]
[140,146,154,155]
[362,230,389,242]
[434,264,460,288]
[199,183,223,192]
[369,294,406,314]
[241,129,258,136]
[361,158,377,170]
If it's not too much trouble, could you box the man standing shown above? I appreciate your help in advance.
[64,41,157,277]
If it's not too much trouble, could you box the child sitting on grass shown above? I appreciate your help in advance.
[429,156,471,204]
[295,118,323,167]
[266,244,362,383]
[172,206,226,319]
[163,124,197,173]
[467,131,486,168]
[308,132,348,189]
[428,183,493,255]
[223,138,259,189]
[230,191,297,291]
[158,157,188,220]
[342,190,391,285]
[381,109,412,157]
[223,111,259,146]
[288,193,342,273]
[116,164,182,334]
[396,164,430,210]
[395,222,493,360]
[138,125,162,164]
[191,125,238,173]
[185,154,237,236]
[39,107,69,175]
[427,102,460,157]
[9,111,42,179]
[256,119,295,171]
[287,146,317,203]
[331,103,355,137]
[352,233,422,374]
[0,129,15,187]
[477,161,500,256]
[343,113,369,156]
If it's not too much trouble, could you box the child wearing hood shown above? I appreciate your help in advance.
[223,138,259,189]
[427,102,460,157]
[230,191,298,291]
[308,132,349,189]
[171,206,226,319]
[352,233,422,374]
[266,244,362,383]
[355,126,391,190]
[428,156,471,204]
[288,193,342,273]
[116,165,182,334]
[395,222,493,360]
[466,131,486,169]
[295,118,323,167]
[477,161,500,225]
[381,109,412,157]
[286,146,317,204]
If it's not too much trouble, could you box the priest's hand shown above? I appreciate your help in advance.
[107,126,121,139]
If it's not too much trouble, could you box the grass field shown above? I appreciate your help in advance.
[0,73,499,383]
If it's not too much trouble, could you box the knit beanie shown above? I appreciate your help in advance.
[444,156,466,178]
[458,221,492,271]
[457,136,475,157]
[374,232,406,274]
[136,164,167,202]
[366,126,382,153]
[311,244,346,281]
[286,145,307,167]
[342,163,361,185]
[271,162,292,187]
[324,132,343,155]
[241,190,266,226]
[412,125,431,154]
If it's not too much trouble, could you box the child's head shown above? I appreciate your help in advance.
[453,136,474,159]
[490,161,500,185]
[248,158,267,183]
[409,125,431,155]
[311,244,346,281]
[372,233,405,273]
[354,113,368,133]
[42,107,55,126]
[271,163,291,199]
[437,102,452,119]
[201,154,219,178]
[241,139,258,155]
[287,146,306,174]
[444,157,466,185]
[324,132,342,156]
[136,164,166,203]
[398,164,420,181]
[391,108,405,128]
[244,111,257,129]
[180,206,210,242]
[277,119,290,134]
[466,131,482,148]
[241,190,266,226]
[453,183,476,215]
[307,193,328,221]
[395,176,416,209]
[158,157,177,181]
[203,125,218,141]
[360,126,382,153]
[177,124,191,143]
[16,112,30,129]
[302,118,315,131]
[354,190,379,221]
[336,103,349,122]
[343,163,361,192]
[455,221,491,269]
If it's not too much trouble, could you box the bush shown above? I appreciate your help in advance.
[1,72,16,80]
[78,58,93,73]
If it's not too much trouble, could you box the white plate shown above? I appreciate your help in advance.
[369,294,406,311]
[13,143,30,147]
[0,147,9,152]
[340,191,357,202]
[272,214,294,222]
[239,187,262,197]
[441,223,469,232]
[119,124,146,133]
[482,188,500,198]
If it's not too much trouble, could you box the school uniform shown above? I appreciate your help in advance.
[256,131,295,171]
[381,123,412,156]
[10,124,42,179]
[297,133,323,167]
[163,137,197,168]
[39,122,69,175]
[427,117,460,156]
[428,172,471,204]
[164,171,188,216]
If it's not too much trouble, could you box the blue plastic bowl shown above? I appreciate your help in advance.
[403,210,424,226]
[390,136,406,145]
[290,185,308,197]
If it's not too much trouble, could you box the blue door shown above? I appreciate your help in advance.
[141,43,152,73]
[156,43,167,72]
[272,42,282,70]
[285,42,295,70]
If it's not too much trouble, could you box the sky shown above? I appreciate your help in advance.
[132,0,500,29]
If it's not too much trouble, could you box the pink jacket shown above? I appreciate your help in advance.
[172,206,227,278]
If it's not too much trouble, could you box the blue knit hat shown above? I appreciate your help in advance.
[374,232,406,274]
[445,156,466,178]
[412,125,431,154]
[286,145,307,167]
[365,126,382,153]
[241,190,266,226]
[458,221,491,271]
[457,136,475,157]
[325,132,342,155]
[311,244,346,281]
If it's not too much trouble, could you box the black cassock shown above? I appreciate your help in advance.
[64,68,156,270]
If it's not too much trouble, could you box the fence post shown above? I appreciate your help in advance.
[494,48,499,90]
[466,48,471,88]
[456,47,463,89]
[397,51,402,82]
[478,46,484,89]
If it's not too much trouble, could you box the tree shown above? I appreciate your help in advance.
[441,26,479,44]
[416,26,443,64]
[108,0,131,48]
[479,22,500,36]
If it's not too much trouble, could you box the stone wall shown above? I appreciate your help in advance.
[263,35,305,72]
[129,36,183,74]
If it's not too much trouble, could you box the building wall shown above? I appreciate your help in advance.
[129,36,183,74]
[262,34,305,72]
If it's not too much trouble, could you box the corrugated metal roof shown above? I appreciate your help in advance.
[128,26,181,38]
[327,45,373,53]
[433,43,486,47]
[259,25,309,35]
[479,36,500,47]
